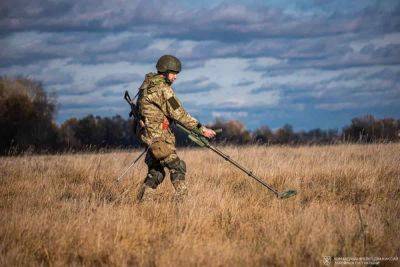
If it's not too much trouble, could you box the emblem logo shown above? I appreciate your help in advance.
[323,256,332,265]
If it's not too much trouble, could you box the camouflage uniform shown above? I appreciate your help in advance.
[136,72,203,199]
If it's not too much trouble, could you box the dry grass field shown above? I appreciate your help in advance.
[1,144,399,266]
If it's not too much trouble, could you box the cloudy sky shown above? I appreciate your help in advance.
[1,0,399,130]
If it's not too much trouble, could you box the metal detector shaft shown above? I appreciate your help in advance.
[116,147,148,182]
[175,123,297,199]
[205,144,280,196]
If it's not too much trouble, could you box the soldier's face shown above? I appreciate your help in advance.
[167,72,178,83]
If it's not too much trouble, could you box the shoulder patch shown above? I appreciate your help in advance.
[168,97,180,110]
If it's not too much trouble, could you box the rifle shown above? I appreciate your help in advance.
[124,90,139,118]
[176,123,297,199]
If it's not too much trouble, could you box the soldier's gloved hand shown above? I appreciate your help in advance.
[202,127,216,138]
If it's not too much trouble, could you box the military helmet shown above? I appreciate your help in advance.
[156,55,182,73]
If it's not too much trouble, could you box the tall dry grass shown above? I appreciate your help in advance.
[0,144,399,266]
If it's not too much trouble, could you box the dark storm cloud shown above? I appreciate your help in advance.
[175,77,220,94]
[1,0,400,129]
[323,71,367,83]
[251,84,311,98]
[0,51,60,68]
[242,34,363,71]
[250,86,275,94]
[233,80,255,87]
[43,72,73,86]
[10,2,400,39]
[0,31,155,67]
[247,71,400,112]
[205,83,400,129]
[1,1,399,70]
[95,73,142,87]
[2,1,399,39]
[366,68,400,81]
[0,0,187,34]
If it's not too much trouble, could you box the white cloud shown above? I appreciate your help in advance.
[212,111,248,119]
[316,102,356,111]
[1,0,399,128]
[146,39,175,51]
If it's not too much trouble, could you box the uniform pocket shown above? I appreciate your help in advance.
[150,140,174,160]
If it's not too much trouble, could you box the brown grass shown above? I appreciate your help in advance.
[1,144,399,266]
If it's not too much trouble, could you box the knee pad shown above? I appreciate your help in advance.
[144,169,165,188]
[167,159,186,182]
[166,158,186,173]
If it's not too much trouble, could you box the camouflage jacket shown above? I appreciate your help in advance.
[137,73,201,145]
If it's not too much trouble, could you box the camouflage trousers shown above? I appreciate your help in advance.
[143,141,187,190]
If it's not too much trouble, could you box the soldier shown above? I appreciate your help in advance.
[136,55,216,202]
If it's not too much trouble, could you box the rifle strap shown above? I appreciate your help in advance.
[133,90,140,100]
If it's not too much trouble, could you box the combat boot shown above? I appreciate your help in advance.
[136,183,155,203]
[172,180,188,201]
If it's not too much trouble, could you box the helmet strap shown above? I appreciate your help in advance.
[162,72,172,85]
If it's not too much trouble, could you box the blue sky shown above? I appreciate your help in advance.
[1,0,399,130]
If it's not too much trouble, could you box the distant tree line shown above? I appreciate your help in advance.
[1,77,399,154]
